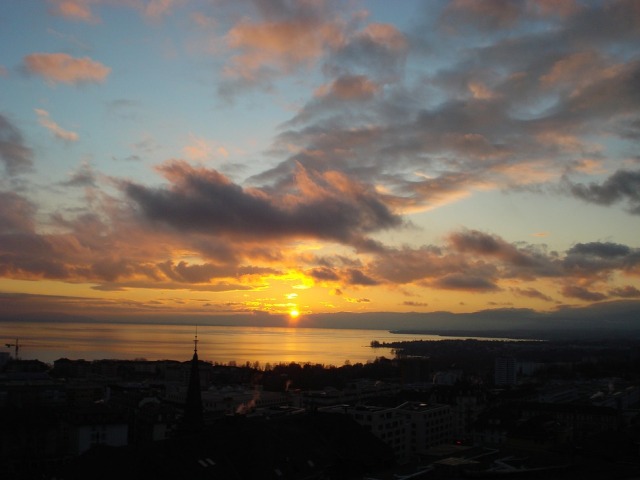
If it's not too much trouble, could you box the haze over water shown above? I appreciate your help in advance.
[1,322,519,366]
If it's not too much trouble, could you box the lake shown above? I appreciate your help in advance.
[1,321,511,366]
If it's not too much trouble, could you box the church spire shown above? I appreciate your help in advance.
[183,328,203,429]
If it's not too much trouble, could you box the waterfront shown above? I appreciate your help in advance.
[0,321,516,366]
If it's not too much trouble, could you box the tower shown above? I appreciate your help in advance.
[183,331,203,429]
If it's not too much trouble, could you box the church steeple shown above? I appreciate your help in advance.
[183,329,203,429]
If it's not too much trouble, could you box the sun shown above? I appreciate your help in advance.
[289,308,300,319]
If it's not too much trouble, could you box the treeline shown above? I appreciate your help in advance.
[212,357,399,391]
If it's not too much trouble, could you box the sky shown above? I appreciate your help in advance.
[0,0,639,330]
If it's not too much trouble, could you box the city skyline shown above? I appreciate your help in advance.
[1,0,639,329]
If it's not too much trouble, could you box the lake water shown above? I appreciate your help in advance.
[1,321,509,366]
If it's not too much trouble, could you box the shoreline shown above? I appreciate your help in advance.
[388,330,543,341]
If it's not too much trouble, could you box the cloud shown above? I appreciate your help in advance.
[443,0,524,30]
[563,241,640,278]
[0,113,33,176]
[48,0,98,23]
[284,74,381,126]
[142,0,180,20]
[567,242,631,258]
[218,0,347,95]
[448,229,560,277]
[433,273,500,292]
[345,268,379,286]
[316,75,380,101]
[23,53,111,85]
[0,192,36,234]
[561,285,608,302]
[450,230,529,263]
[568,169,640,214]
[157,260,277,284]
[511,287,554,302]
[183,134,229,161]
[123,159,401,245]
[540,50,606,89]
[609,285,640,298]
[61,162,96,187]
[328,22,408,82]
[360,230,639,298]
[35,109,79,142]
[48,0,182,23]
[308,267,340,282]
[403,301,429,307]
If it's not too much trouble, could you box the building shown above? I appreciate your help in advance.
[494,356,517,386]
[321,401,453,463]
[399,402,453,458]
[321,404,410,462]
[63,405,129,456]
[303,379,400,408]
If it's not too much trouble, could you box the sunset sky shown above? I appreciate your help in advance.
[1,0,639,328]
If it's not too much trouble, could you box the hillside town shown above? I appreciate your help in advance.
[1,338,639,479]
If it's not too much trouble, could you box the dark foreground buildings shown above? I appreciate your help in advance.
[2,338,640,479]
[58,413,394,480]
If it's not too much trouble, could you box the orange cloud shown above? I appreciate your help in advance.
[24,53,110,85]
[225,18,345,80]
[143,0,180,20]
[35,109,79,142]
[540,51,603,88]
[468,81,495,100]
[183,134,229,161]
[49,0,98,23]
[356,23,407,52]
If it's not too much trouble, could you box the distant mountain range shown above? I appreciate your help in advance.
[1,299,639,340]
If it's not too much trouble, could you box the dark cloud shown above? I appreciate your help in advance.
[403,301,429,307]
[568,169,640,214]
[450,230,519,258]
[363,231,637,297]
[561,285,608,302]
[0,233,72,279]
[433,273,499,292]
[567,242,631,258]
[369,245,451,284]
[90,258,137,282]
[0,113,33,176]
[328,22,408,83]
[511,287,554,302]
[0,191,36,233]
[345,268,379,286]
[448,230,561,277]
[609,285,640,298]
[61,162,97,187]
[91,280,255,293]
[563,241,640,275]
[285,74,380,126]
[124,160,401,245]
[308,267,340,282]
[157,260,278,283]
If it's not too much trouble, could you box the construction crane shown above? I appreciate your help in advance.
[5,338,20,360]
